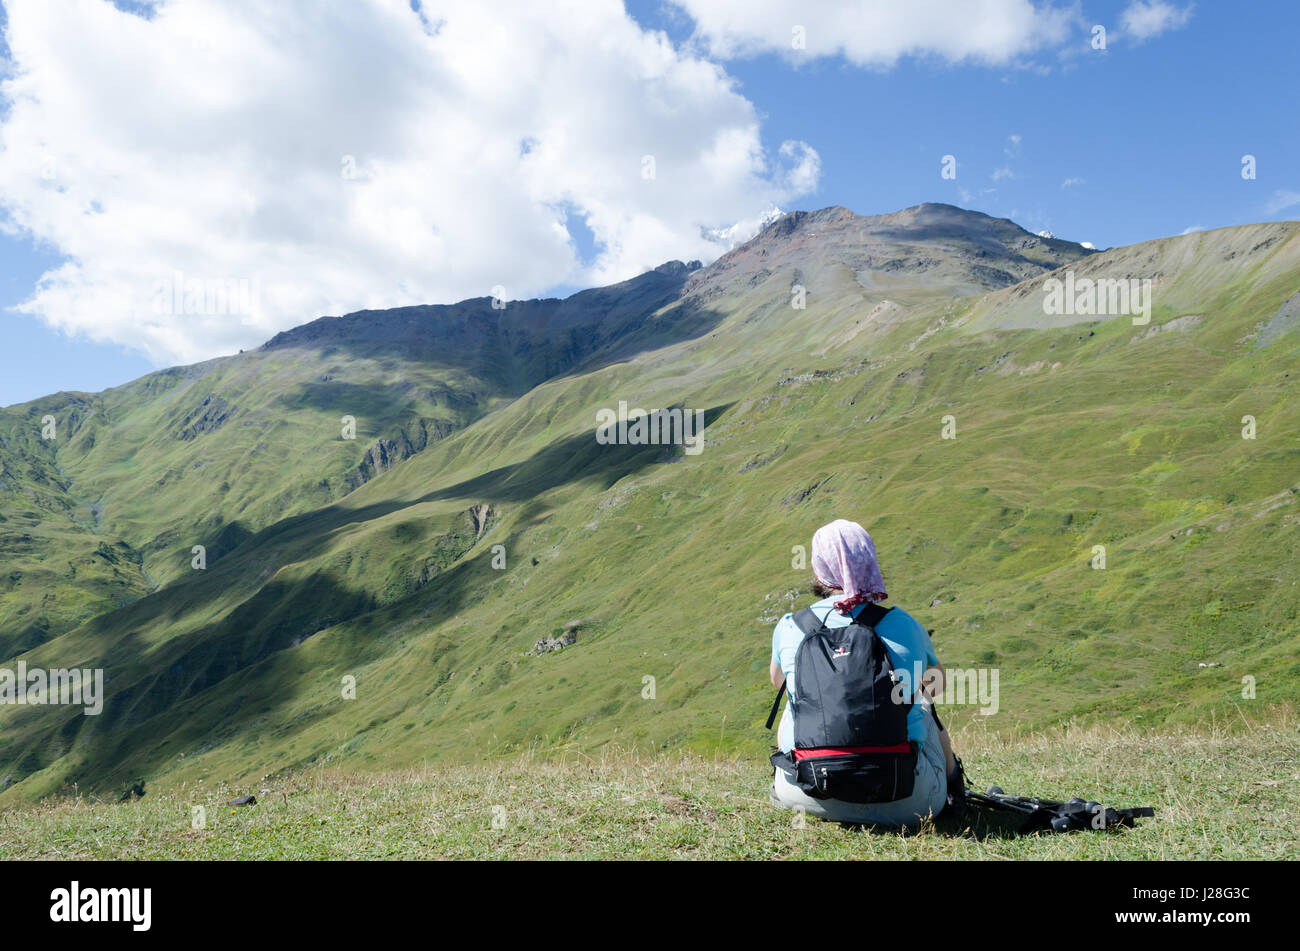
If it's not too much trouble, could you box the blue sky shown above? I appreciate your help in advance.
[626,0,1300,247]
[1,0,1297,407]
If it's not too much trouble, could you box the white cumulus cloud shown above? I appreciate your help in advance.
[0,0,820,364]
[668,0,1076,66]
[1119,1,1194,42]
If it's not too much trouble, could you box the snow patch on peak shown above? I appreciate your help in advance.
[703,205,784,250]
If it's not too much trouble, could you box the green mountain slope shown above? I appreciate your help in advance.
[0,262,696,655]
[2,203,1296,803]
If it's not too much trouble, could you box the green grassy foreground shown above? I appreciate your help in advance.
[3,708,1293,860]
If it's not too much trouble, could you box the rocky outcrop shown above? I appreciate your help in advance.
[469,503,492,539]
[525,621,581,656]
[1257,290,1300,348]
[177,395,233,441]
[346,417,457,489]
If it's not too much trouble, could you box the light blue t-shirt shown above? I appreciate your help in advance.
[770,599,939,754]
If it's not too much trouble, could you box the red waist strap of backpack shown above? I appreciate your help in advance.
[793,743,913,760]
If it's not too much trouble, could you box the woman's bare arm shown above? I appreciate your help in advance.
[770,660,785,688]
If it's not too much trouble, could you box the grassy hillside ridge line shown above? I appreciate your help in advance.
[963,219,1300,333]
[0,262,709,649]
[0,204,1297,803]
[1,708,1293,859]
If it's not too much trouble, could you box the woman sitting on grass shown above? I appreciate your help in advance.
[768,518,962,827]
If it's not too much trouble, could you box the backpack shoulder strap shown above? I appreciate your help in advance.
[764,609,822,730]
[850,602,912,709]
[764,681,786,730]
[852,602,893,628]
[791,607,823,636]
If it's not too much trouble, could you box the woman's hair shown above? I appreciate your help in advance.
[810,577,840,599]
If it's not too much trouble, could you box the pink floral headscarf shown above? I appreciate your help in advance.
[811,519,888,614]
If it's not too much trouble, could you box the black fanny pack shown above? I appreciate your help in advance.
[771,743,918,804]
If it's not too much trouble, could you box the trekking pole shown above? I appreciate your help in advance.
[964,783,1154,833]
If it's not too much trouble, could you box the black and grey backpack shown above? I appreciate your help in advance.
[766,602,917,803]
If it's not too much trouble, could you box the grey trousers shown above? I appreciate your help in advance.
[770,710,948,828]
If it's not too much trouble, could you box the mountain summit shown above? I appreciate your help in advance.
[689,202,1095,299]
